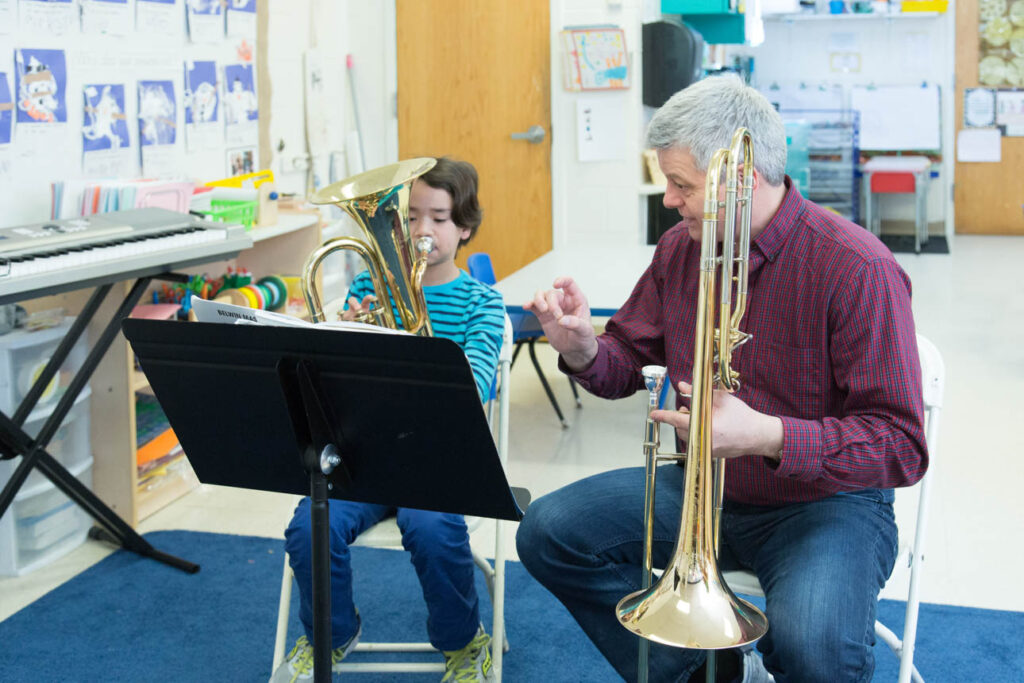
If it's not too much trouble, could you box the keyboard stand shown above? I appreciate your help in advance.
[0,274,199,574]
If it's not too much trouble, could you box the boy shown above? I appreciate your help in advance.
[272,157,505,683]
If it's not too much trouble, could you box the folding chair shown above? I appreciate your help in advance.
[722,333,944,683]
[467,252,580,429]
[271,315,515,680]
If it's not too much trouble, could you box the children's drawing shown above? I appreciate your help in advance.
[15,48,67,124]
[185,60,218,124]
[83,84,130,151]
[0,72,12,145]
[223,64,257,124]
[561,28,630,92]
[187,0,219,13]
[138,80,176,146]
[229,0,256,10]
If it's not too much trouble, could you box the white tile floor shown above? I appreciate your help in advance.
[2,234,1022,623]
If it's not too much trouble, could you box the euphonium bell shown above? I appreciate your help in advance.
[302,158,437,336]
[617,129,767,667]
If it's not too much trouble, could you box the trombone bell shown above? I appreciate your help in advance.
[617,563,768,649]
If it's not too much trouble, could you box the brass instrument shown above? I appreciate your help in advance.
[617,129,768,679]
[302,158,437,335]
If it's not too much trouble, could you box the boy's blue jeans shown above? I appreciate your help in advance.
[515,465,898,683]
[284,497,481,651]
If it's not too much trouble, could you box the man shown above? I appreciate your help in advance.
[515,74,927,682]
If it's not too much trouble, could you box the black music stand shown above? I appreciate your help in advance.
[121,319,528,683]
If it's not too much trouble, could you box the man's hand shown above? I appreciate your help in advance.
[523,276,598,372]
[650,380,784,460]
[340,295,377,322]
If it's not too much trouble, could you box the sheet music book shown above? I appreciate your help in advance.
[190,296,409,335]
[850,84,941,151]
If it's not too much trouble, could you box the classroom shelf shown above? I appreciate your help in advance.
[763,11,939,21]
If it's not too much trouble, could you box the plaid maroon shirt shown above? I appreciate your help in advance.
[569,180,927,505]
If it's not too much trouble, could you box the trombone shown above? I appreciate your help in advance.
[616,128,768,682]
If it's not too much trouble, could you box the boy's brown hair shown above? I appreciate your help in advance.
[417,157,483,248]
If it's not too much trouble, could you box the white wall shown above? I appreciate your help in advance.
[550,0,662,249]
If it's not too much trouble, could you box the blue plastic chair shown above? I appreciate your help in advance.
[467,253,580,428]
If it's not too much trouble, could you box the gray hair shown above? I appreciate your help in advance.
[646,74,788,186]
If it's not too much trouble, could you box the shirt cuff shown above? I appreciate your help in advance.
[772,416,824,482]
[557,338,607,390]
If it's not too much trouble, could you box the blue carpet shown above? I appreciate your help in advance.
[0,530,1020,681]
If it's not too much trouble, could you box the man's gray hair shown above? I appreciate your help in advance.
[646,74,788,186]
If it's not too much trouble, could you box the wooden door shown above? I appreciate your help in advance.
[396,0,551,279]
[955,0,1024,234]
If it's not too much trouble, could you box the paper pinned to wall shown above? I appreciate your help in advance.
[850,84,941,151]
[956,128,1001,162]
[760,83,843,112]
[576,97,626,162]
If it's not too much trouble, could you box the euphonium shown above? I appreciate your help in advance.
[302,158,437,336]
[617,129,768,674]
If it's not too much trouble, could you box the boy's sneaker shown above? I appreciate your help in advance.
[269,611,362,682]
[441,624,495,683]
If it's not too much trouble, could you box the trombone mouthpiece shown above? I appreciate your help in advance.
[642,365,667,394]
[416,236,434,256]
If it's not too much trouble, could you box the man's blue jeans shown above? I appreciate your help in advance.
[284,497,481,651]
[516,465,898,682]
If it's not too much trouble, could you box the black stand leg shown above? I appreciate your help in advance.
[310,471,332,683]
[527,338,568,429]
[569,377,582,408]
[0,278,197,574]
[278,358,351,683]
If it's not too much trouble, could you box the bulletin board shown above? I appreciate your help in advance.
[0,0,260,227]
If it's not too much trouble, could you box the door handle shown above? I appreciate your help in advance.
[510,125,546,144]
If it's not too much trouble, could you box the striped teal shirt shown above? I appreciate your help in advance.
[345,270,505,401]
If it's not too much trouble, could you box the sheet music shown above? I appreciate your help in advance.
[190,296,409,335]
[850,84,941,151]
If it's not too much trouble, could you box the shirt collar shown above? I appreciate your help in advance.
[751,176,803,263]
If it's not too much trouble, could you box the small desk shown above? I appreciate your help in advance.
[861,156,933,254]
[494,245,656,317]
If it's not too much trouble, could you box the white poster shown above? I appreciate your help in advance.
[81,0,133,35]
[226,0,256,38]
[223,63,257,146]
[995,89,1024,136]
[956,128,1001,163]
[576,97,625,162]
[186,0,224,44]
[184,59,220,151]
[18,0,77,34]
[0,0,15,32]
[138,80,177,176]
[82,84,134,176]
[136,0,183,36]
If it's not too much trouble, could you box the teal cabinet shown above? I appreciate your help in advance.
[662,0,747,44]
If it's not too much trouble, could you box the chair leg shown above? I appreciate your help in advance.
[569,377,582,408]
[273,555,294,672]
[527,338,569,428]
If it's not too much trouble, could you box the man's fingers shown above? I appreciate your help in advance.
[544,289,564,319]
[650,408,691,430]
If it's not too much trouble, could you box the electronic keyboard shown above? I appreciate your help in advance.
[0,208,253,303]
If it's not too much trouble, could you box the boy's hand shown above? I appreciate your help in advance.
[341,295,377,322]
[524,276,598,372]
